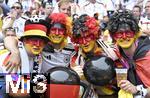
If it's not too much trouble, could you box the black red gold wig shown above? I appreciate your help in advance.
[107,10,140,37]
[72,14,100,43]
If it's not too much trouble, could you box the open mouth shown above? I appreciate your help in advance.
[33,47,40,51]
[52,36,62,40]
[120,38,131,43]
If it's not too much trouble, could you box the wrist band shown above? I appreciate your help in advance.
[136,85,148,97]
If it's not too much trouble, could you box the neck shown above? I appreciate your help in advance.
[51,41,66,50]
[122,42,136,58]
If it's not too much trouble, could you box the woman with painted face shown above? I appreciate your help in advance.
[70,14,118,98]
[108,10,150,98]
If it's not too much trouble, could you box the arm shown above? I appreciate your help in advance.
[3,36,20,73]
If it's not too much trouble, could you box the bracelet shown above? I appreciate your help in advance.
[135,85,148,97]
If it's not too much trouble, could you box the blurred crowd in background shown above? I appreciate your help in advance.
[0,0,150,43]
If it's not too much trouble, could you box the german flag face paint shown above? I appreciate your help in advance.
[24,37,46,55]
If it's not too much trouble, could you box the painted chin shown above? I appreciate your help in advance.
[50,36,63,43]
[82,45,91,53]
[117,38,134,48]
[31,48,41,55]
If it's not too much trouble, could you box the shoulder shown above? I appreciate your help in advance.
[96,1,105,6]
[83,1,90,7]
[43,44,54,53]
[63,43,75,52]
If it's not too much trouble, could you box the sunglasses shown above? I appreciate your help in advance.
[113,31,135,39]
[11,6,21,9]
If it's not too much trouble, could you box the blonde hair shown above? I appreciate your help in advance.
[58,0,72,8]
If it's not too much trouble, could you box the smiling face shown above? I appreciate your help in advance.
[113,24,136,49]
[23,37,46,56]
[48,23,66,44]
[58,2,71,16]
[81,40,96,53]
[77,34,96,53]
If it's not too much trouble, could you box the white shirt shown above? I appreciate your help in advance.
[41,48,73,73]
[81,1,107,20]
[13,17,26,37]
[41,44,74,73]
[115,0,137,10]
[139,16,150,36]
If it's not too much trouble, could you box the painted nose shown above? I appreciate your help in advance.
[55,29,59,35]
[35,40,40,46]
[122,32,127,39]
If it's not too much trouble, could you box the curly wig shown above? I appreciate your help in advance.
[107,10,140,37]
[72,14,100,43]
[47,13,72,37]
[108,10,140,36]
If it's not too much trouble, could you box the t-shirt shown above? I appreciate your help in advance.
[41,44,75,73]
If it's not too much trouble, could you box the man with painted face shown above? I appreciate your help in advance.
[0,17,49,98]
[108,10,150,98]
[70,14,118,98]
[0,17,49,73]
[40,12,74,73]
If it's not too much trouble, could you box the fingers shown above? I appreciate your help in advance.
[4,61,10,67]
[5,62,19,73]
[5,62,12,71]
[119,80,137,94]
[14,65,19,73]
[8,64,16,73]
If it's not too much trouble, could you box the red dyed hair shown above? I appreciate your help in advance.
[48,13,72,37]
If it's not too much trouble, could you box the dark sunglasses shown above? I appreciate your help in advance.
[11,6,21,9]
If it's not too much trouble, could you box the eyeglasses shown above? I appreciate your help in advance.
[50,27,65,35]
[11,6,21,9]
[113,31,135,39]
